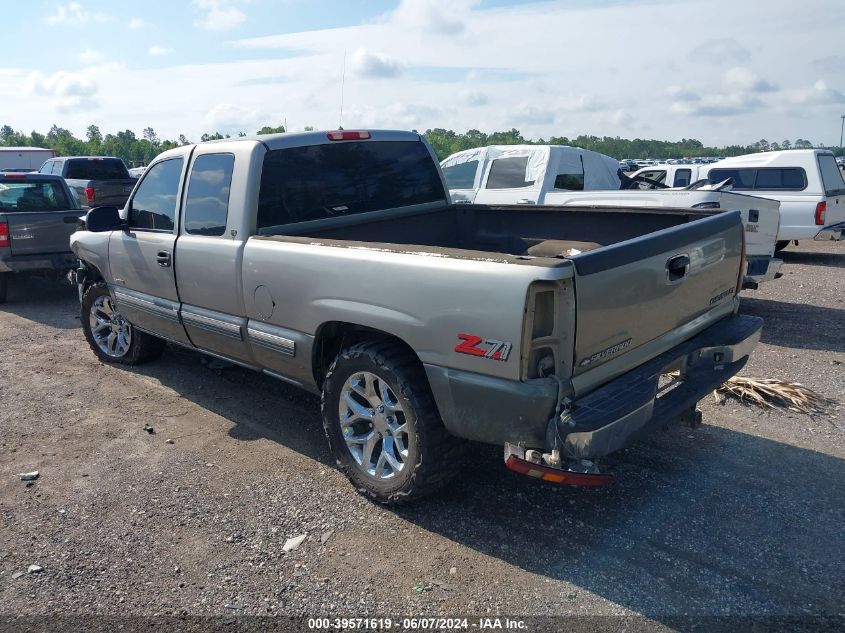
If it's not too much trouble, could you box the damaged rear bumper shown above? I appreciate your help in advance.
[552,314,762,460]
[425,314,762,458]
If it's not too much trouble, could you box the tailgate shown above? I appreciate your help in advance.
[86,180,135,207]
[714,192,779,257]
[5,211,80,255]
[571,211,742,377]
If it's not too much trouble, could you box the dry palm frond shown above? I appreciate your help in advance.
[714,376,837,416]
[663,372,837,416]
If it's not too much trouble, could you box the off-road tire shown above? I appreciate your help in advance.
[0,273,7,304]
[321,340,464,504]
[81,283,164,365]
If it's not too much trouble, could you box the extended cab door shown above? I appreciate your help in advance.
[108,156,192,345]
[473,152,542,205]
[174,146,254,363]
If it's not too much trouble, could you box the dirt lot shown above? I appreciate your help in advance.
[0,241,843,629]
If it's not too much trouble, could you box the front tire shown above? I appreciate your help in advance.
[81,283,164,365]
[321,341,463,504]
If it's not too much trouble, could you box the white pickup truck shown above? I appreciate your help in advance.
[702,150,845,249]
[442,145,782,288]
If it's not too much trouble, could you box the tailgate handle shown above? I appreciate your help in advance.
[666,254,690,283]
[156,250,172,267]
[63,216,79,224]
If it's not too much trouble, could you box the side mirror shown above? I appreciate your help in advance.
[85,206,126,232]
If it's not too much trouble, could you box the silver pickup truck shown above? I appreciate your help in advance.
[70,130,762,503]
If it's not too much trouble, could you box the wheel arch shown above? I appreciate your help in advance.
[312,321,422,390]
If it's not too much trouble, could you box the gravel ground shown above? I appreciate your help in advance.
[0,240,843,630]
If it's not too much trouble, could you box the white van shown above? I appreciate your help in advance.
[700,150,845,247]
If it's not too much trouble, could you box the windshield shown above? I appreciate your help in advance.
[256,141,445,232]
[0,180,72,211]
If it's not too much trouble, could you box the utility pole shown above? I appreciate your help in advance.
[840,114,845,151]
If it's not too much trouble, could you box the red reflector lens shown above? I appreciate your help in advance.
[327,130,371,141]
[2,173,26,180]
[84,187,95,202]
[0,222,9,247]
[815,201,826,226]
[504,455,614,487]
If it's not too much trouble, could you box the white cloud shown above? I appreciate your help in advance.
[204,103,264,133]
[148,45,171,56]
[388,0,479,36]
[723,67,778,93]
[785,80,845,107]
[45,2,111,26]
[78,49,104,64]
[459,90,488,107]
[688,38,751,65]
[349,48,405,78]
[128,17,147,29]
[25,70,98,113]
[512,104,555,126]
[193,0,247,31]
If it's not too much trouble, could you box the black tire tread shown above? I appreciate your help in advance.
[81,282,164,365]
[321,339,464,504]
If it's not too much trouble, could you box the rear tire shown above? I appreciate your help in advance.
[0,273,7,304]
[81,283,164,365]
[775,240,790,252]
[321,340,464,504]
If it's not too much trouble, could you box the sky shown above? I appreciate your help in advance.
[1,0,844,147]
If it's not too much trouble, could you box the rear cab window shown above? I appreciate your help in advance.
[485,156,534,189]
[817,154,845,196]
[65,158,130,180]
[673,169,692,187]
[0,179,72,211]
[256,140,445,232]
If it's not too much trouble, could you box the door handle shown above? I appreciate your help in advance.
[666,254,690,283]
[156,250,172,267]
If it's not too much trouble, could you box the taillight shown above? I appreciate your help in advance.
[0,222,9,247]
[815,201,826,226]
[327,130,371,141]
[504,454,614,486]
[84,187,95,203]
[735,226,747,296]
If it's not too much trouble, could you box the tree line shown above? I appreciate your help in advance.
[0,123,839,166]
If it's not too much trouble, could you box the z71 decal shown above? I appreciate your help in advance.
[455,333,512,362]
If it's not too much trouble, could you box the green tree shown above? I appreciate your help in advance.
[256,125,286,135]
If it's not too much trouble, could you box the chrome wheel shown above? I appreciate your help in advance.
[339,371,409,480]
[89,294,132,358]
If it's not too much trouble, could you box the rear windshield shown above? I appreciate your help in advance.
[65,158,129,180]
[0,180,72,211]
[817,154,845,196]
[708,167,806,190]
[256,141,445,232]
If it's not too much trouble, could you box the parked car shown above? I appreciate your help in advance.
[38,156,137,210]
[443,146,782,288]
[0,147,56,172]
[701,149,845,249]
[0,172,82,303]
[71,129,761,503]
